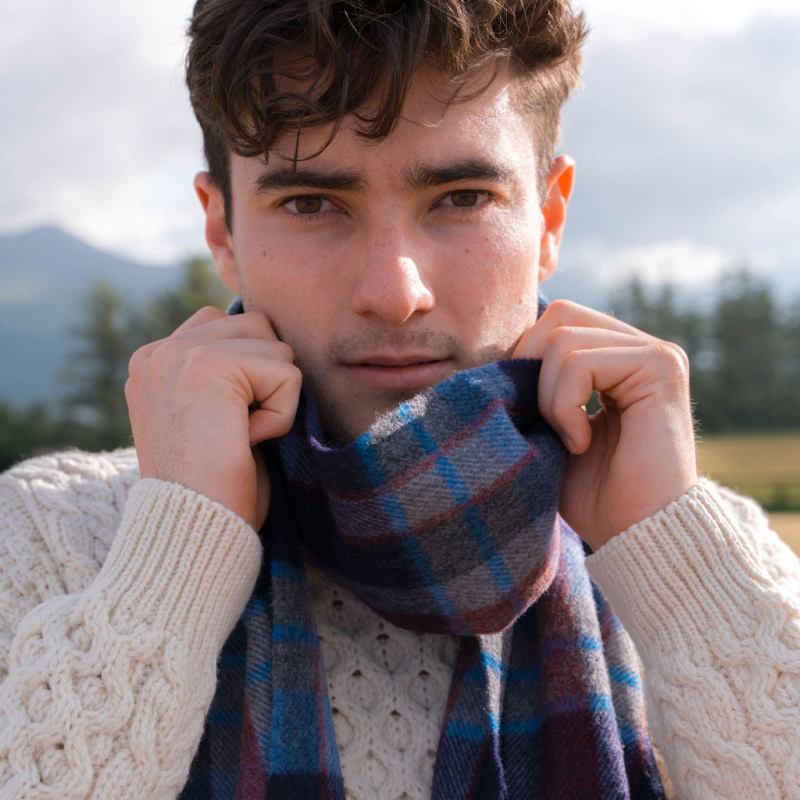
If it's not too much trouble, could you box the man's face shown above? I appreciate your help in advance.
[198,67,573,443]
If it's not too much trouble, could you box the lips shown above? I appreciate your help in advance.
[351,353,445,367]
[343,354,454,391]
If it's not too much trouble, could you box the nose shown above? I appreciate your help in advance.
[350,227,435,326]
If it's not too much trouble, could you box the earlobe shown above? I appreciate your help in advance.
[193,171,239,294]
[538,156,575,281]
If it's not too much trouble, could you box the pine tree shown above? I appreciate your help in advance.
[62,281,134,450]
[131,256,232,345]
[707,269,782,430]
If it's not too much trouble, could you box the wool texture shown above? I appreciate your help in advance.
[178,354,665,799]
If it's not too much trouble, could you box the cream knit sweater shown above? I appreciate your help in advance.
[0,447,798,799]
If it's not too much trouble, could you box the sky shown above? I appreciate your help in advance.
[1,0,798,295]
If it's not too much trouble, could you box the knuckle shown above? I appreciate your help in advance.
[178,305,221,331]
[672,343,690,371]
[545,325,577,349]
[127,350,143,376]
[128,342,156,375]
[196,304,222,319]
[273,409,297,435]
[284,364,303,390]
[562,348,587,373]
[151,338,183,364]
[272,340,295,362]
[655,341,689,375]
[546,298,578,321]
[243,311,273,336]
[183,344,215,371]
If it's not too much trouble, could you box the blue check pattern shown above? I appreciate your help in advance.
[180,358,665,799]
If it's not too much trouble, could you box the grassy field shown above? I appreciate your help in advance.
[696,432,800,553]
[770,514,800,554]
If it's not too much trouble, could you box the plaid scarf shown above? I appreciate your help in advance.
[180,357,666,799]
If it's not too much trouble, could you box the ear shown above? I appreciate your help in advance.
[538,155,575,282]
[194,171,239,294]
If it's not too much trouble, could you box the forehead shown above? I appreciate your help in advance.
[234,66,538,188]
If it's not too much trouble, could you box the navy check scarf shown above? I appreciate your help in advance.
[181,348,665,799]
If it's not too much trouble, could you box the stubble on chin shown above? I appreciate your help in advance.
[305,370,417,446]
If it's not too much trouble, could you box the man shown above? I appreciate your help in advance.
[1,1,798,798]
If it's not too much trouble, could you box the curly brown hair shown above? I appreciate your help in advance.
[186,0,588,224]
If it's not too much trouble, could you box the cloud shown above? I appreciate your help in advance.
[595,240,734,287]
[549,236,800,312]
[0,0,201,262]
[579,0,800,37]
[1,0,798,277]
[560,9,800,270]
[547,240,735,308]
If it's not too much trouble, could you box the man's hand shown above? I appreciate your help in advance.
[125,306,302,530]
[514,299,698,551]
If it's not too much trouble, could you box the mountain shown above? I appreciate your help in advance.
[0,226,182,407]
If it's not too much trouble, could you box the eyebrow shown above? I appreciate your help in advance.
[403,158,514,190]
[253,158,513,195]
[254,166,366,194]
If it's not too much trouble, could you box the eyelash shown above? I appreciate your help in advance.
[278,190,495,222]
[279,196,339,221]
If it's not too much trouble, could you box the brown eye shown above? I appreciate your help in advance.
[292,196,324,214]
[449,190,481,207]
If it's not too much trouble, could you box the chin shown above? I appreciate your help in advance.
[317,391,420,446]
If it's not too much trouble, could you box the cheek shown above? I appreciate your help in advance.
[463,220,541,332]
[236,238,336,357]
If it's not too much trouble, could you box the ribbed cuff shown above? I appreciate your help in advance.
[585,477,775,661]
[91,479,262,659]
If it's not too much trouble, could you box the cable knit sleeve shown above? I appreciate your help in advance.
[0,450,262,799]
[585,477,800,800]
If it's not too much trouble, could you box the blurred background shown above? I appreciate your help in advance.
[1,1,798,547]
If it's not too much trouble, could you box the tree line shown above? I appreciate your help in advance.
[608,269,800,433]
[1,261,798,474]
[0,257,231,470]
